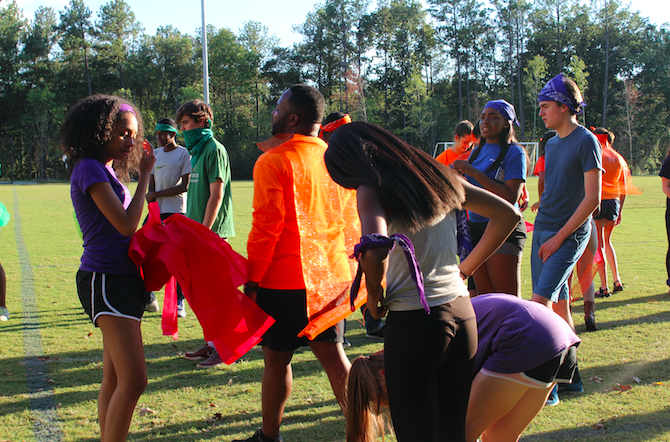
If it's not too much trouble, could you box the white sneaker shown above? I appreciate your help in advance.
[0,306,9,321]
[145,299,160,312]
[177,298,186,318]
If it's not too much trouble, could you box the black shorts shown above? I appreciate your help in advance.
[77,270,146,326]
[256,287,344,352]
[524,344,579,384]
[470,219,527,256]
[594,199,621,221]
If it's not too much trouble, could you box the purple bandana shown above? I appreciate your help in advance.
[349,233,429,314]
[484,99,520,127]
[537,74,587,114]
[118,103,136,115]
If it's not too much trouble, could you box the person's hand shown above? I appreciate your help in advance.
[366,285,387,319]
[614,213,622,226]
[531,201,540,213]
[146,191,156,203]
[452,160,477,177]
[140,140,156,177]
[538,234,564,262]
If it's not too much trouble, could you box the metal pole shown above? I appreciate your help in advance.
[201,0,210,105]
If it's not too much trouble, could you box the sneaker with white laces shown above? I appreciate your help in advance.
[145,292,160,312]
[0,306,8,321]
[184,343,214,360]
[196,349,223,368]
[177,298,187,318]
[233,428,284,442]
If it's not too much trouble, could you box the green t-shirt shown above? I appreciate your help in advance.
[185,137,235,238]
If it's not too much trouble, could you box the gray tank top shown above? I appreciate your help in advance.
[384,211,469,311]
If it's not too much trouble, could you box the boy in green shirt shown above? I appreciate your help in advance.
[176,99,235,368]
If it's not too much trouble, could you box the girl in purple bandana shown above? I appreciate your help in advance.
[62,95,155,442]
[325,122,520,442]
[452,99,528,296]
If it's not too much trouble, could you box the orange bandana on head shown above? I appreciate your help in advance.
[319,114,352,139]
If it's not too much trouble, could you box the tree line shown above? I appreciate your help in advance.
[1,0,669,181]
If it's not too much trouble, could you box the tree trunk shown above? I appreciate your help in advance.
[602,17,610,126]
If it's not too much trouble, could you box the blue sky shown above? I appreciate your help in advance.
[14,0,670,48]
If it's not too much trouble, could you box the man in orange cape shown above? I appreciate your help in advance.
[237,85,363,442]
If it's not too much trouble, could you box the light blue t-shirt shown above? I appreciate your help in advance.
[535,125,602,231]
[465,142,527,223]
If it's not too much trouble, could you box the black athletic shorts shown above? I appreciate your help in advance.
[256,287,344,351]
[594,199,621,221]
[77,270,146,326]
[470,219,527,256]
[524,344,579,384]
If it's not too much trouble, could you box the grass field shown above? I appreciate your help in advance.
[1,176,670,441]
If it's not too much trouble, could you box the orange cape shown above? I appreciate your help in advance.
[257,134,367,339]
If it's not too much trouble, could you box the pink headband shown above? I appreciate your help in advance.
[118,103,136,115]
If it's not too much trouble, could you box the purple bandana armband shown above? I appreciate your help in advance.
[349,233,428,314]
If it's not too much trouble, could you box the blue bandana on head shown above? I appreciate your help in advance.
[537,74,587,115]
[484,99,520,127]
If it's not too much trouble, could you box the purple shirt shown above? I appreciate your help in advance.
[71,158,136,273]
[472,294,581,374]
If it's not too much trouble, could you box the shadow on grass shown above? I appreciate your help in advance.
[67,398,344,442]
[0,335,352,411]
[521,406,670,441]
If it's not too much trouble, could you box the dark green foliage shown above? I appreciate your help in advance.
[1,0,670,180]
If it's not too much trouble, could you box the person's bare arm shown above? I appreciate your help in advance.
[452,159,523,204]
[356,185,389,320]
[202,178,224,230]
[459,180,521,278]
[538,168,601,262]
[663,177,670,199]
[90,146,156,237]
[147,174,190,201]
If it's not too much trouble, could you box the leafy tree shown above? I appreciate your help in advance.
[95,0,143,89]
[58,0,95,96]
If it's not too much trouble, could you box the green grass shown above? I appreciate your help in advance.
[1,177,670,441]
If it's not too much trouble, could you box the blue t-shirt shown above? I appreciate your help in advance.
[465,142,527,223]
[535,125,602,231]
[70,158,136,274]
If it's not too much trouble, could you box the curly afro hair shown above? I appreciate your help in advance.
[61,94,144,182]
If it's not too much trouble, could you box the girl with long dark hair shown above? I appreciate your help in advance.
[325,122,520,442]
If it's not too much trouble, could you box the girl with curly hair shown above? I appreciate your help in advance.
[62,94,155,442]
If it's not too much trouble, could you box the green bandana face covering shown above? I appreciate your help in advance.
[183,127,214,167]
[155,123,178,133]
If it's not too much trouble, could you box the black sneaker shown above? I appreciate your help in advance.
[366,325,385,340]
[595,288,611,298]
[233,429,284,442]
[613,281,624,293]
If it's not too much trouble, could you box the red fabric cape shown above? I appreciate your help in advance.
[129,203,275,365]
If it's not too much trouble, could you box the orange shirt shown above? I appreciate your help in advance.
[600,147,626,200]
[435,148,458,167]
[247,134,365,338]
[247,138,307,289]
[533,155,545,175]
